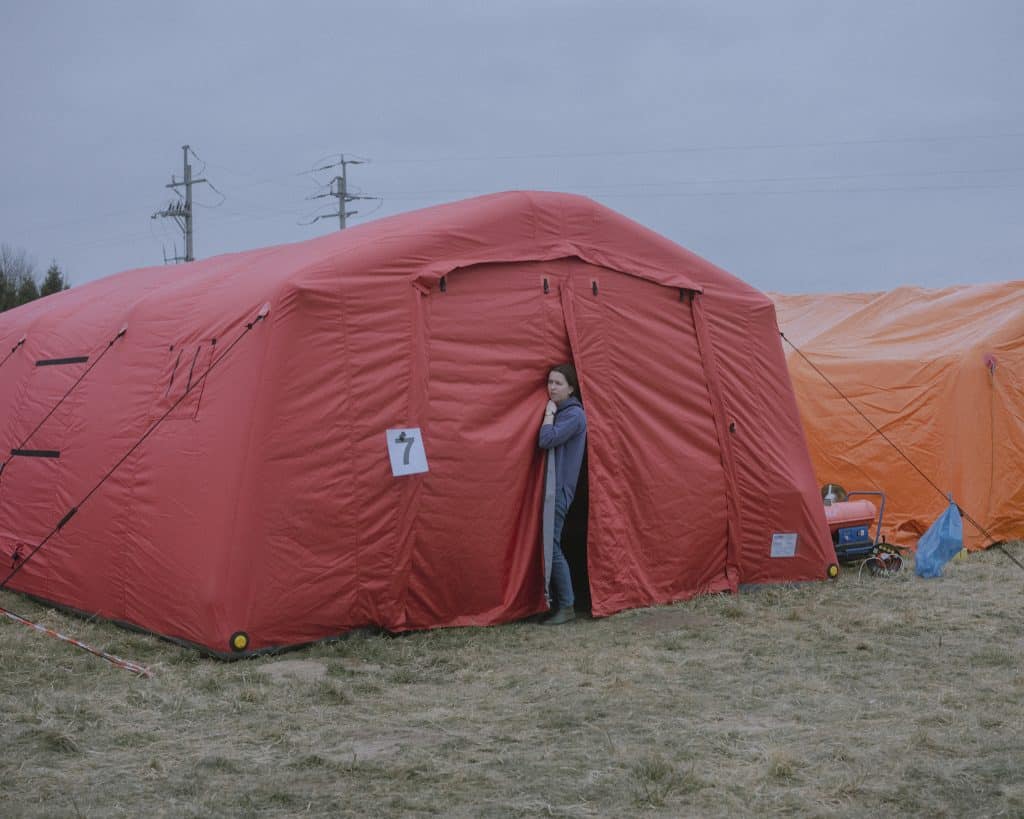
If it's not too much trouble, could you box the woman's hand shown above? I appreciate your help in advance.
[542,399,556,425]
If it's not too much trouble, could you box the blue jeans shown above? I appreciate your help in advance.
[550,502,575,610]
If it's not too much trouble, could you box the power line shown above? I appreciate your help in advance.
[26,176,1024,261]
[11,137,1021,261]
[372,165,1024,198]
[12,136,1021,241]
[374,180,1024,204]
[374,131,1024,164]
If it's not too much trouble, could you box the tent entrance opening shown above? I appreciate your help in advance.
[560,447,590,613]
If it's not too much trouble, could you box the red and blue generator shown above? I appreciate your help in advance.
[821,484,904,574]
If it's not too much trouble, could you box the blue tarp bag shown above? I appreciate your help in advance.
[914,498,964,578]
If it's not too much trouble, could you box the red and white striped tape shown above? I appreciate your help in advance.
[1,604,153,678]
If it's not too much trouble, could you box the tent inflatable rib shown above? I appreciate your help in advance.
[0,191,833,655]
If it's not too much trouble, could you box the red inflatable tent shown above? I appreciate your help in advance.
[0,192,833,655]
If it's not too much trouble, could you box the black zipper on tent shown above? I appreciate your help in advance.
[0,326,128,481]
[164,348,183,397]
[0,304,271,592]
[0,337,26,373]
[543,278,549,294]
[36,356,89,367]
[10,449,60,459]
[592,281,599,296]
[439,276,447,293]
[780,331,1024,572]
[192,339,216,418]
[185,346,201,392]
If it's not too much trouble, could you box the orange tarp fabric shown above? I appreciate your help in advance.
[773,281,1024,550]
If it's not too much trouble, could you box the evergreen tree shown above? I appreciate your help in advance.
[0,278,13,312]
[0,245,70,312]
[16,275,39,306]
[40,261,69,296]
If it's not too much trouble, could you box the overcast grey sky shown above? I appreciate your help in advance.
[2,1,1021,293]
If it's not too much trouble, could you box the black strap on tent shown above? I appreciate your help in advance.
[0,304,270,592]
[164,348,183,397]
[0,326,127,481]
[0,337,26,373]
[780,332,1024,572]
[36,356,90,367]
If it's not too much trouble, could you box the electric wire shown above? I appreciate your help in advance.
[9,131,1023,242]
[115,133,1024,201]
[186,145,207,176]
[194,178,227,208]
[10,156,1022,252]
[182,146,227,208]
[373,165,1024,198]
[377,180,1024,204]
[361,196,385,219]
[375,131,1024,164]
[780,332,1024,572]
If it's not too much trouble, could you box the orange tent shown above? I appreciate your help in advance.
[772,281,1024,550]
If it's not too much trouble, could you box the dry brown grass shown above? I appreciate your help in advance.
[2,547,1023,817]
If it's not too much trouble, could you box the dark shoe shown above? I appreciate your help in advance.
[541,608,576,626]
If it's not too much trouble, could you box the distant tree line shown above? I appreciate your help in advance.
[0,243,71,313]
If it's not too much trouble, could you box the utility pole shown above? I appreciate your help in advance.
[307,154,377,229]
[151,145,210,262]
[335,169,349,230]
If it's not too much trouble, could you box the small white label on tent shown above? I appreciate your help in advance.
[770,533,798,558]
[386,428,428,477]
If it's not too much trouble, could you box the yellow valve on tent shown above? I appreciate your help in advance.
[229,631,249,652]
[827,564,840,579]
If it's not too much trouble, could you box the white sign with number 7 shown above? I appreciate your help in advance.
[386,428,429,477]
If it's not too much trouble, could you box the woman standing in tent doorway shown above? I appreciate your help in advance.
[538,363,587,625]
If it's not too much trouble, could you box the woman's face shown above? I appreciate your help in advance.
[547,371,574,404]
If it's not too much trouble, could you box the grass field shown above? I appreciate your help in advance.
[2,547,1023,818]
